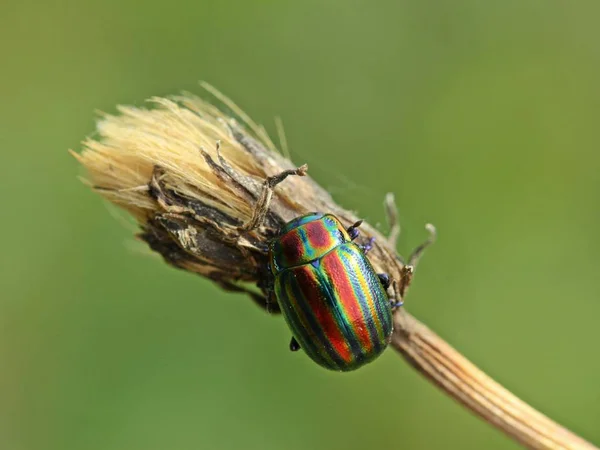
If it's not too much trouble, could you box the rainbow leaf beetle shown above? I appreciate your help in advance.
[238,164,434,371]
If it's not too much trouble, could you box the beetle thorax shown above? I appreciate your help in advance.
[269,214,350,273]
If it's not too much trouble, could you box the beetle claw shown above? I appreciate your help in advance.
[289,337,301,352]
[389,299,404,309]
[361,237,375,254]
[377,273,391,289]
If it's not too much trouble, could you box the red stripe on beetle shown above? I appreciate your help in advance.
[294,267,354,363]
[304,220,334,251]
[321,252,373,352]
[279,230,305,267]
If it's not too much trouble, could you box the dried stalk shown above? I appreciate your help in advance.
[393,312,595,449]
[73,85,596,450]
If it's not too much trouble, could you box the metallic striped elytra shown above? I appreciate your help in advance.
[268,213,393,371]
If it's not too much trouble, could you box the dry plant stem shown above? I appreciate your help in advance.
[393,312,596,450]
[74,88,596,450]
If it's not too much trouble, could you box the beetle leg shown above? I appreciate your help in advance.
[239,165,308,232]
[289,337,301,352]
[346,220,363,240]
[377,273,391,289]
[380,273,403,309]
[347,220,376,253]
[361,237,375,254]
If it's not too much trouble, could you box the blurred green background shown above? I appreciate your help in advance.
[2,1,599,449]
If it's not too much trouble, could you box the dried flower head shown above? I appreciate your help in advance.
[72,84,594,450]
[73,84,421,312]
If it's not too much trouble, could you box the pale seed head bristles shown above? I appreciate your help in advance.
[73,86,406,305]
